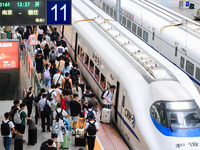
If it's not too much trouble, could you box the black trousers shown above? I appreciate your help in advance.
[35,106,39,125]
[40,111,50,131]
[27,103,32,117]
[87,136,96,150]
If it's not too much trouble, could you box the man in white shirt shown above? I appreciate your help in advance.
[103,85,116,109]
[53,102,68,119]
[1,112,16,150]
[56,43,65,57]
[52,69,65,89]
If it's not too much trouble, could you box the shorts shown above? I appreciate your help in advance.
[15,124,25,134]
[36,69,43,73]
[71,116,79,122]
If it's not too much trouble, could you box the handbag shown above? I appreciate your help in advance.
[44,100,52,115]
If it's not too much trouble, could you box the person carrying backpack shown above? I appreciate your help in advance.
[51,27,60,42]
[70,63,80,85]
[53,103,68,120]
[49,47,57,66]
[40,133,58,150]
[62,73,73,91]
[85,113,99,150]
[43,63,51,88]
[102,85,116,109]
[1,112,16,150]
[85,103,96,121]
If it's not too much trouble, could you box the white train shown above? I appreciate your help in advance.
[90,0,200,92]
[59,0,200,149]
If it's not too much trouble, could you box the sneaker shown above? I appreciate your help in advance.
[47,130,51,133]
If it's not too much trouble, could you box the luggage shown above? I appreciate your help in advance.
[101,108,112,124]
[61,132,70,149]
[28,127,37,145]
[75,128,86,146]
[14,135,23,150]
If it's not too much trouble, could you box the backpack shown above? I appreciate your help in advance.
[56,109,63,120]
[43,68,50,80]
[50,52,56,61]
[53,121,61,134]
[70,69,79,83]
[1,121,10,136]
[14,110,23,124]
[87,121,97,136]
[101,89,110,99]
[87,109,95,120]
[46,90,54,101]
[61,96,69,110]
[40,140,48,150]
[64,78,70,90]
[44,100,52,115]
[34,93,42,103]
[51,32,58,41]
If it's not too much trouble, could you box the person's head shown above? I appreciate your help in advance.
[44,43,49,49]
[20,103,26,110]
[40,88,46,94]
[4,112,10,119]
[51,84,56,89]
[74,81,78,87]
[45,63,49,69]
[90,93,95,98]
[57,102,61,108]
[60,56,63,60]
[110,85,116,92]
[58,42,62,47]
[88,103,93,109]
[89,113,94,120]
[61,36,64,40]
[31,30,34,34]
[36,44,40,49]
[29,86,34,92]
[57,69,61,74]
[73,93,78,100]
[51,133,58,141]
[73,63,78,68]
[64,61,69,68]
[65,47,68,52]
[51,47,54,53]
[42,94,47,98]
[65,72,69,77]
[56,113,61,122]
[56,83,60,88]
[38,50,42,54]
[15,29,18,33]
[53,27,57,31]
[43,37,46,41]
[62,52,66,56]
[66,89,72,96]
[86,85,91,91]
[13,100,20,106]
[47,139,54,147]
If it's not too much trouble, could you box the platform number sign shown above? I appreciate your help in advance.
[47,0,71,25]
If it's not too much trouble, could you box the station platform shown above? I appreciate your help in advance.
[149,0,200,23]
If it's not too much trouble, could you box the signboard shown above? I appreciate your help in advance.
[0,41,19,69]
[0,0,45,25]
[47,0,71,25]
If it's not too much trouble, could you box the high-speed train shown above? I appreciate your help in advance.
[60,0,200,149]
[90,0,200,92]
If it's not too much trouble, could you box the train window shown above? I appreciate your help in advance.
[84,53,89,68]
[195,67,200,81]
[122,16,126,26]
[175,46,178,57]
[78,45,80,55]
[114,10,117,19]
[95,66,100,82]
[186,60,194,76]
[137,26,142,38]
[180,56,185,69]
[110,7,113,17]
[103,2,106,11]
[107,82,111,89]
[106,5,109,14]
[127,19,131,30]
[80,48,84,61]
[143,30,148,42]
[100,73,106,90]
[132,23,137,33]
[89,59,94,74]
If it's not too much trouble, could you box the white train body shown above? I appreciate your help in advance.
[60,0,200,149]
[90,0,200,92]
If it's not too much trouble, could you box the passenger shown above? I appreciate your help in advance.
[1,112,16,150]
[61,61,72,78]
[85,113,99,150]
[52,114,64,150]
[52,69,65,89]
[14,103,30,136]
[23,27,31,50]
[55,84,62,103]
[44,32,51,44]
[48,84,57,104]
[102,85,116,109]
[51,27,60,42]
[35,44,43,57]
[45,139,57,150]
[85,103,96,121]
[88,93,98,113]
[40,133,58,150]
[43,64,51,89]
[59,36,67,48]
[28,31,37,55]
[49,47,57,66]
[70,93,81,135]
[38,94,51,132]
[43,44,50,62]
[56,43,65,58]
[56,56,65,71]
[70,63,81,85]
[35,50,45,82]
[62,72,73,91]
[63,90,72,115]
[34,88,46,126]
[40,36,48,50]
[72,81,82,101]
[50,63,58,80]
[82,85,92,104]
[9,100,20,123]
[37,26,44,43]
[26,87,35,118]
[16,26,24,39]
[53,102,68,120]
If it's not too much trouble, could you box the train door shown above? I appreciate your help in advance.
[114,81,120,123]
[119,89,126,130]
[74,32,78,62]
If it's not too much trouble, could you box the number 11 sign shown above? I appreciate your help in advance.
[47,0,71,25]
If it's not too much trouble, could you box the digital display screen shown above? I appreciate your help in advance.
[0,41,19,69]
[0,0,45,25]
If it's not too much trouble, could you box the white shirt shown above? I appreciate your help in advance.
[72,87,82,101]
[53,108,68,119]
[103,90,114,105]
[53,73,64,88]
[48,89,57,103]
[13,33,21,39]
[38,29,43,34]
[84,108,96,120]
[38,98,51,111]
[2,120,15,137]
[56,46,65,57]
[85,121,99,137]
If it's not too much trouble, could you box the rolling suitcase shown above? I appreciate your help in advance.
[101,108,112,124]
[28,119,37,145]
[61,132,70,149]
[75,128,86,146]
[14,135,23,150]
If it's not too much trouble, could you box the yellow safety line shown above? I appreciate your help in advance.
[111,128,120,137]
